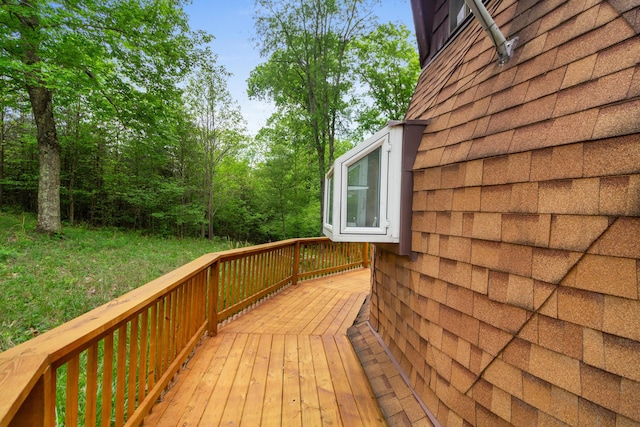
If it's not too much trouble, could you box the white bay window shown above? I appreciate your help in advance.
[323,120,428,255]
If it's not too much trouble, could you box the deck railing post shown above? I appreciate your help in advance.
[292,241,301,286]
[207,260,220,336]
[362,242,370,268]
[8,364,54,427]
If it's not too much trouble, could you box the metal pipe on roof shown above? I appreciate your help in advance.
[464,0,518,65]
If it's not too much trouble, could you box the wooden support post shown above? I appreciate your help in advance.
[362,242,370,269]
[8,364,54,427]
[292,241,301,286]
[207,261,220,336]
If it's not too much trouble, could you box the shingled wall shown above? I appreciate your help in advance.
[369,0,640,425]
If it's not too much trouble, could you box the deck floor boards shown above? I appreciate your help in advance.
[143,268,386,426]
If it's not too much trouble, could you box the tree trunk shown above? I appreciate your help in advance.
[68,109,79,226]
[207,181,214,240]
[28,84,61,234]
[316,134,325,236]
[20,2,62,234]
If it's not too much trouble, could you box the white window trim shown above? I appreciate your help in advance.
[324,167,335,232]
[323,124,403,243]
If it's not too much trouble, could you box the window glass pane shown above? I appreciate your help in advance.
[346,147,381,227]
[450,0,469,32]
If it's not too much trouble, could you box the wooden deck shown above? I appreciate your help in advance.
[142,268,386,426]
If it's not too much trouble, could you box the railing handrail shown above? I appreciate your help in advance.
[0,237,368,427]
[0,238,328,362]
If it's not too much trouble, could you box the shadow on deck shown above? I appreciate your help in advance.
[142,268,435,426]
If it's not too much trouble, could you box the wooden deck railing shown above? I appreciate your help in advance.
[0,237,369,427]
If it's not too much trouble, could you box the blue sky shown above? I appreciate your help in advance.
[184,0,415,135]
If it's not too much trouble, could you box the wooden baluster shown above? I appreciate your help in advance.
[236,258,241,306]
[247,256,253,300]
[274,248,280,284]
[181,283,187,346]
[172,288,180,355]
[182,284,188,347]
[233,259,240,306]
[219,263,225,314]
[256,254,262,298]
[258,252,265,291]
[172,291,179,362]
[267,250,272,287]
[138,309,149,403]
[278,247,284,282]
[224,262,231,313]
[127,317,139,419]
[192,274,198,330]
[345,242,349,269]
[101,334,114,426]
[240,256,246,303]
[273,249,278,284]
[198,272,202,324]
[166,292,175,366]
[363,242,369,268]
[292,242,301,286]
[208,261,220,335]
[227,260,234,309]
[199,270,206,328]
[114,325,127,426]
[148,304,157,390]
[85,342,99,427]
[65,354,79,426]
[258,252,264,293]
[283,247,287,281]
[323,241,327,271]
[182,281,190,345]
[248,255,255,302]
[156,298,165,379]
[272,249,277,284]
[195,274,202,330]
[266,250,271,288]
[282,247,288,281]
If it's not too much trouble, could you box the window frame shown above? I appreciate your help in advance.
[324,167,335,230]
[341,137,388,236]
[323,124,403,243]
[449,0,471,33]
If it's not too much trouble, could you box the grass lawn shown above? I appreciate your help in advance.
[0,212,238,351]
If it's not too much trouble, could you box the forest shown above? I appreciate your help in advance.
[0,0,420,244]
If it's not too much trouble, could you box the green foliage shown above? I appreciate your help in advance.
[0,1,420,246]
[0,0,210,233]
[252,111,320,240]
[183,58,250,240]
[250,0,381,232]
[351,23,421,136]
[1,0,208,100]
[0,212,236,351]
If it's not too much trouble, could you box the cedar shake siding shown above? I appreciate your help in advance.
[369,0,640,425]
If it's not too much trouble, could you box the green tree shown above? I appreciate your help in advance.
[0,0,206,233]
[254,111,319,240]
[0,85,36,211]
[211,156,266,243]
[249,0,378,233]
[164,110,206,238]
[351,23,420,136]
[0,78,28,209]
[184,62,248,239]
